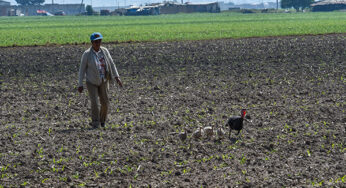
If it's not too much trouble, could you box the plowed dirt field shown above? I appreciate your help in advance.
[1,34,345,187]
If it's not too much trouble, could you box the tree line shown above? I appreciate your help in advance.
[281,0,315,12]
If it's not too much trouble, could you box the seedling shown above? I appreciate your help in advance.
[21,182,28,186]
[41,178,49,183]
[240,154,247,165]
[73,172,79,179]
[94,170,99,178]
[59,146,64,153]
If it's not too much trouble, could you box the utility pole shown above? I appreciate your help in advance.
[80,0,84,14]
[276,0,279,10]
[52,0,54,4]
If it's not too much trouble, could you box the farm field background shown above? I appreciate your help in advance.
[0,12,345,47]
[1,33,345,186]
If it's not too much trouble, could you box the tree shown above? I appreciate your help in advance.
[281,0,314,12]
[281,0,292,9]
[86,5,94,15]
[301,0,314,10]
[16,0,45,6]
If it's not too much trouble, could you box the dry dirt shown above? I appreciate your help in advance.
[1,34,345,187]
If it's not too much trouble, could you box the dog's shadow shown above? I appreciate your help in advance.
[229,137,239,144]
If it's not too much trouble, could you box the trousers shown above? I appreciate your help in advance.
[86,80,109,126]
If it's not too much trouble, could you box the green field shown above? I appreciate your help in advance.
[0,12,345,47]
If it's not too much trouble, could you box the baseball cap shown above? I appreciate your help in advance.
[90,32,103,41]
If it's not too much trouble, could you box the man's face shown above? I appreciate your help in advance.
[92,39,102,51]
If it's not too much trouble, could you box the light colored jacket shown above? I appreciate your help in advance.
[78,46,119,87]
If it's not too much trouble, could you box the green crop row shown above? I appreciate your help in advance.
[0,12,345,47]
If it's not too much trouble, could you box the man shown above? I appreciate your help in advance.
[78,32,123,128]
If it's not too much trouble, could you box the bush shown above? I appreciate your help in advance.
[86,5,93,15]
[240,9,256,14]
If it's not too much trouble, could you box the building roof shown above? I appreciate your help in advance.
[0,0,10,7]
[0,0,10,3]
[185,2,218,5]
[312,0,346,6]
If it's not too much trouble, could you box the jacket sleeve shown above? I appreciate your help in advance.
[105,48,119,78]
[78,51,88,87]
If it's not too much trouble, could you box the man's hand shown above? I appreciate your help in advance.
[78,86,83,93]
[115,77,123,87]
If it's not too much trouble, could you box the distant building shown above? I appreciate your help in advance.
[123,2,220,16]
[0,0,10,6]
[17,4,85,16]
[218,1,235,11]
[159,2,220,14]
[1,2,86,16]
[311,0,346,11]
[93,6,129,12]
[125,6,160,16]
[219,1,279,11]
[0,0,12,16]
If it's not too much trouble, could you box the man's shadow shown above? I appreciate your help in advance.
[55,127,98,134]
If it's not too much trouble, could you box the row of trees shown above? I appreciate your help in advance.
[281,0,315,12]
